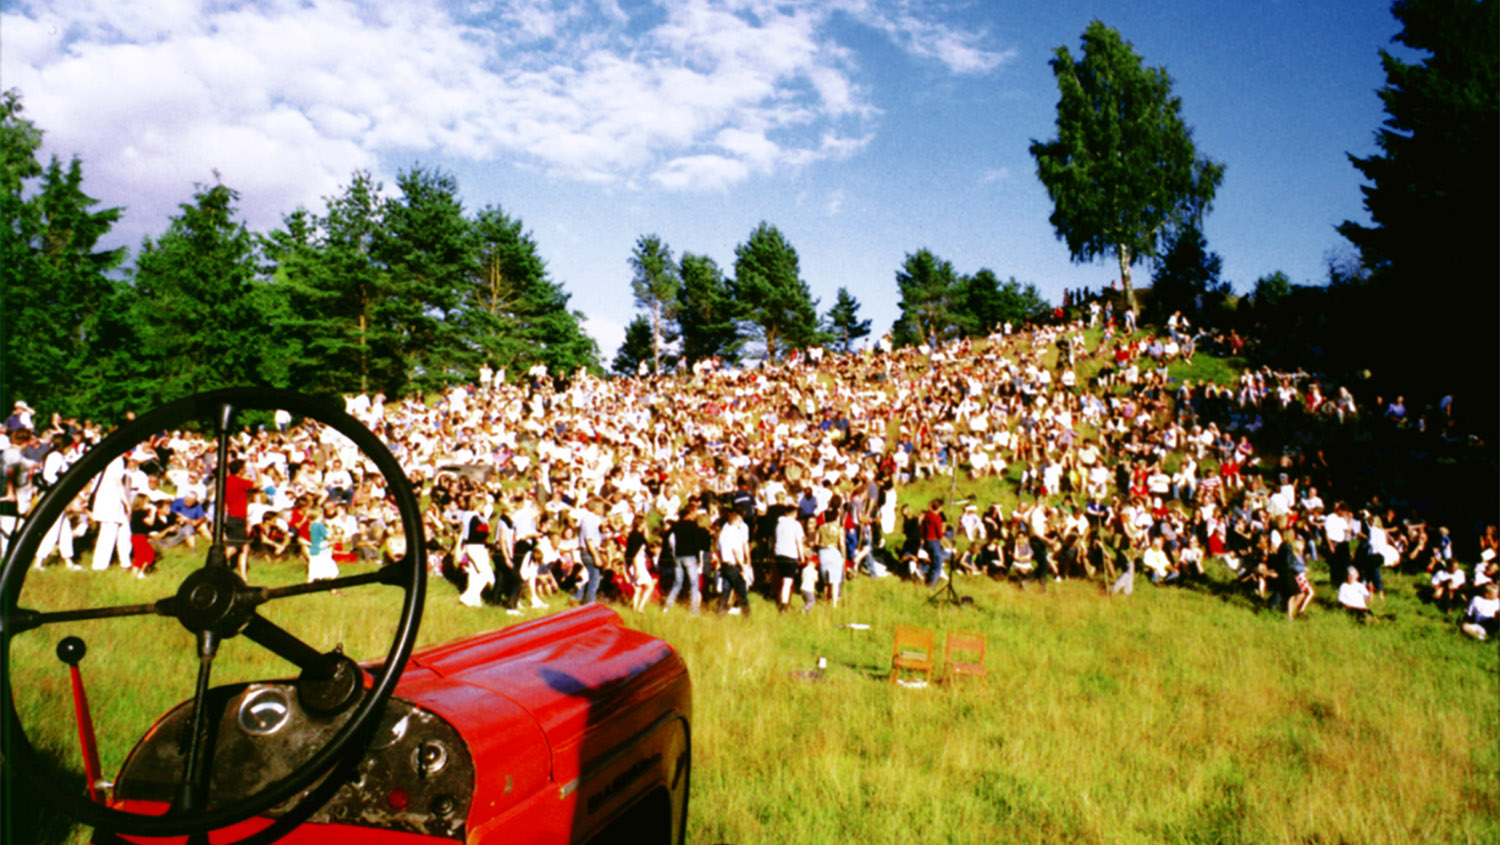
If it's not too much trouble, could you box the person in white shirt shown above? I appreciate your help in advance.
[1324,504,1352,582]
[1430,558,1466,612]
[1460,582,1498,641]
[571,498,605,605]
[1337,568,1373,620]
[89,454,133,570]
[1142,536,1176,585]
[716,509,752,615]
[33,434,82,570]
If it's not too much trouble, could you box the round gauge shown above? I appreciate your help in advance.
[237,687,293,737]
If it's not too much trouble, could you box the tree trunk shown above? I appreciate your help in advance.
[651,300,661,374]
[358,309,368,395]
[1117,245,1137,315]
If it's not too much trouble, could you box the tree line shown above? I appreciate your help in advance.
[614,231,1051,376]
[2,90,597,420]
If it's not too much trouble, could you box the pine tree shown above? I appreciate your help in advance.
[732,222,821,361]
[0,90,125,414]
[469,206,599,381]
[263,172,399,397]
[677,252,741,366]
[612,315,656,376]
[376,167,479,394]
[1149,225,1223,320]
[892,249,960,347]
[628,235,680,374]
[823,287,871,353]
[129,179,270,404]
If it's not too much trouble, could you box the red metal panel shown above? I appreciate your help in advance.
[108,605,690,844]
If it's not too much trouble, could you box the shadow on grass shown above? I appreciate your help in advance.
[2,744,87,845]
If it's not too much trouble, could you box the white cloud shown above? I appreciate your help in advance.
[1,0,1007,236]
[842,2,1014,75]
[826,188,845,216]
[981,166,1011,183]
[652,154,750,191]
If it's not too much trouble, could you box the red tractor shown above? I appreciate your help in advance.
[1,389,692,844]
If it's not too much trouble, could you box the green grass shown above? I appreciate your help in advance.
[6,548,1496,844]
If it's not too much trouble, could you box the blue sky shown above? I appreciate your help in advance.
[1,1,1408,359]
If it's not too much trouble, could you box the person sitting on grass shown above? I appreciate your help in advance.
[1141,535,1177,585]
[168,490,211,551]
[1470,552,1497,597]
[1009,527,1036,586]
[1459,582,1499,641]
[128,495,160,579]
[1430,557,1467,613]
[1054,533,1083,580]
[1284,538,1315,620]
[1178,534,1206,580]
[1336,567,1374,621]
[976,534,1005,578]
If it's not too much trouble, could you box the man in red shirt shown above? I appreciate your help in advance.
[920,498,948,587]
[222,458,257,578]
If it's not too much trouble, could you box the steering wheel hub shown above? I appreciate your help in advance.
[175,566,258,638]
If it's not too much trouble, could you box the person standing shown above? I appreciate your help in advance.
[716,508,752,616]
[572,497,605,605]
[1284,537,1315,620]
[920,498,948,587]
[90,453,132,570]
[511,491,545,610]
[222,458,257,579]
[817,502,845,608]
[773,504,807,611]
[625,514,655,613]
[455,493,493,606]
[1,431,35,561]
[33,433,81,569]
[664,500,709,614]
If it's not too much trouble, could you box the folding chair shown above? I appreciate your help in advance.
[944,631,987,683]
[890,625,935,685]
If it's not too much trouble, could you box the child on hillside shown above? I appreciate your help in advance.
[129,494,158,579]
[306,503,340,583]
[1460,582,1498,641]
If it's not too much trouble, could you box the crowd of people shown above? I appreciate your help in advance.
[2,309,1497,641]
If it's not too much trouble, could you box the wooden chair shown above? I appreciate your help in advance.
[890,625,935,685]
[944,631,987,683]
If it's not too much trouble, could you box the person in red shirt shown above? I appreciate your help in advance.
[222,457,258,579]
[920,498,948,587]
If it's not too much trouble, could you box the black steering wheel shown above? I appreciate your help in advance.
[1,388,426,841]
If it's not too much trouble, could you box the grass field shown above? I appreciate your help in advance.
[5,542,1496,844]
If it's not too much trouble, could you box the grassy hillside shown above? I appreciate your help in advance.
[5,332,1495,843]
[5,549,1496,844]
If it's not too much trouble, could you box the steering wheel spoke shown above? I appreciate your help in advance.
[256,554,417,601]
[242,614,336,676]
[173,631,222,815]
[208,402,237,555]
[7,597,178,635]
